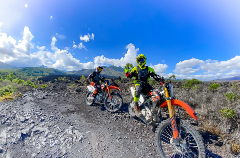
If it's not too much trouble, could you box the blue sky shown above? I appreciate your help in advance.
[0,0,240,81]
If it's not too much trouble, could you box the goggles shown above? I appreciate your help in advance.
[138,58,145,63]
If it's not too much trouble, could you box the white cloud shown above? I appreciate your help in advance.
[201,56,240,73]
[50,16,53,19]
[91,33,94,40]
[0,27,94,71]
[55,33,65,39]
[25,4,28,8]
[80,33,94,42]
[173,56,240,80]
[78,42,87,51]
[94,43,139,68]
[0,22,3,31]
[150,63,168,74]
[72,41,77,49]
[174,58,205,75]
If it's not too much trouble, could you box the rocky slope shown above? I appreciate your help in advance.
[0,79,239,158]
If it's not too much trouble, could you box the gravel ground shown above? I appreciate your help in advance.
[0,81,239,158]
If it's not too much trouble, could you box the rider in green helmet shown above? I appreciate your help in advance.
[124,54,164,118]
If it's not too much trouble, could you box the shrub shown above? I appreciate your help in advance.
[232,83,239,89]
[12,78,24,84]
[41,84,47,88]
[70,84,75,87]
[58,77,66,81]
[224,92,236,101]
[5,73,17,82]
[181,78,202,89]
[116,80,121,83]
[209,83,221,92]
[80,75,85,80]
[54,79,57,82]
[192,85,200,90]
[15,93,22,97]
[219,108,236,119]
[0,85,17,97]
[23,80,35,87]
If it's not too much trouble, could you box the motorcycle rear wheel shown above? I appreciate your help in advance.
[104,92,123,112]
[86,92,94,106]
[155,118,205,158]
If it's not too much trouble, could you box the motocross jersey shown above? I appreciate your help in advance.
[126,66,160,83]
[87,71,105,84]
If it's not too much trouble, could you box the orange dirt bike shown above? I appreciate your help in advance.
[128,80,206,158]
[86,80,123,112]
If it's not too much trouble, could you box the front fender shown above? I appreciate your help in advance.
[105,86,121,91]
[160,99,197,120]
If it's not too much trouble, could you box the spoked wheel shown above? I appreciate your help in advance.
[104,92,123,112]
[86,92,94,106]
[155,118,205,158]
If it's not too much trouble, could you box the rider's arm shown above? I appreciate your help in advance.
[148,67,164,82]
[100,75,105,82]
[125,67,137,78]
[87,72,94,83]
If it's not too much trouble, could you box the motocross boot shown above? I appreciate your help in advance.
[89,93,97,100]
[152,102,159,122]
[134,102,143,117]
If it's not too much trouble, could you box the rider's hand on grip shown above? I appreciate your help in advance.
[124,67,130,74]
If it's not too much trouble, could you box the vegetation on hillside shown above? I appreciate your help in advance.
[181,78,202,89]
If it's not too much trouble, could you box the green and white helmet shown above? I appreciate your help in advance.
[136,54,147,68]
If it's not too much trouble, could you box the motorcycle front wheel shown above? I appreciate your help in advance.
[104,92,123,112]
[155,118,205,158]
[86,92,94,106]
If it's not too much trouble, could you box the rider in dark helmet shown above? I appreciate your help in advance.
[124,54,164,118]
[87,66,105,99]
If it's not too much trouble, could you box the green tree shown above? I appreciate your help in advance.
[124,63,133,69]
[169,74,176,80]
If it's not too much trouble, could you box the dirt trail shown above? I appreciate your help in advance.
[0,82,239,158]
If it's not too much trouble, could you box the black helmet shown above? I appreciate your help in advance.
[96,66,103,73]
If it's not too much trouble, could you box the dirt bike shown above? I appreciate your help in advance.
[128,80,206,158]
[86,80,123,112]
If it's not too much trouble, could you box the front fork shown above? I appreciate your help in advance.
[106,83,112,99]
[164,86,180,145]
